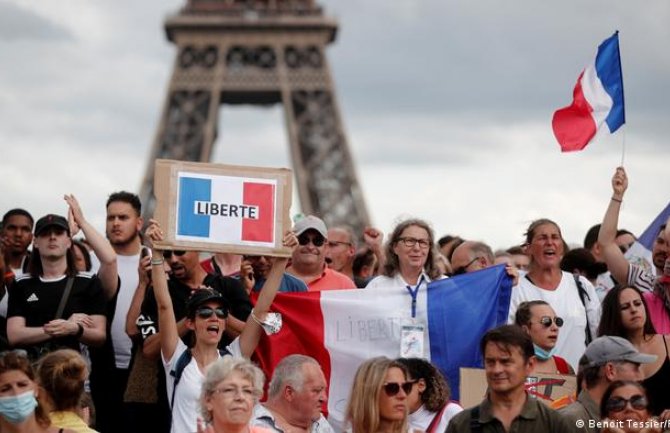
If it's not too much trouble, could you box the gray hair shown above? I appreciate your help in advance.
[267,354,320,398]
[469,241,495,264]
[330,225,358,250]
[200,356,265,423]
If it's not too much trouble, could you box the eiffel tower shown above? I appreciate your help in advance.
[139,0,370,236]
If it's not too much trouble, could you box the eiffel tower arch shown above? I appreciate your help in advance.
[139,0,370,236]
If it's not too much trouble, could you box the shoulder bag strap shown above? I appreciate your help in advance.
[54,277,75,320]
[427,403,448,433]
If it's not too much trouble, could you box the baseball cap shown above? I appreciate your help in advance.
[186,288,228,317]
[293,215,327,238]
[34,214,70,237]
[582,336,657,368]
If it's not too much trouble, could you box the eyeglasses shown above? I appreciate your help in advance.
[453,257,482,276]
[537,316,564,328]
[327,241,351,248]
[196,307,228,319]
[163,250,187,259]
[212,386,259,399]
[396,237,431,249]
[606,395,648,413]
[298,233,325,247]
[382,380,416,397]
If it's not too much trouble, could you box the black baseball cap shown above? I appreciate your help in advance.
[186,288,228,317]
[34,214,70,237]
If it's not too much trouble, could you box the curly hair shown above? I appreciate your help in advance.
[395,358,450,412]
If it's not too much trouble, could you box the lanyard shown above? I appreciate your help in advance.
[405,275,426,319]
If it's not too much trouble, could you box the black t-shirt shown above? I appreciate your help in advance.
[138,273,251,347]
[8,272,106,355]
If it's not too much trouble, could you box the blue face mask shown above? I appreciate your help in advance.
[0,390,38,424]
[533,344,556,361]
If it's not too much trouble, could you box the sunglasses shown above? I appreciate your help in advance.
[453,256,482,276]
[163,250,187,259]
[298,233,325,247]
[538,316,564,328]
[382,380,416,397]
[196,307,228,319]
[606,395,648,413]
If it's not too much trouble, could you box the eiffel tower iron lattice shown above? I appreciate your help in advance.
[139,0,370,236]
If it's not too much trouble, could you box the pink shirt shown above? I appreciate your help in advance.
[307,267,356,291]
[644,291,670,334]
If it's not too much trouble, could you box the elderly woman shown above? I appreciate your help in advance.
[37,349,96,433]
[515,300,574,375]
[508,218,601,370]
[395,358,462,433]
[198,357,271,433]
[600,380,667,433]
[346,356,413,433]
[0,350,69,433]
[598,285,670,417]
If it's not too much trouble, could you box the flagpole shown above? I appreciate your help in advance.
[620,127,626,167]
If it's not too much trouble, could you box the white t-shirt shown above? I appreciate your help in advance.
[112,253,141,368]
[163,338,242,433]
[408,402,463,433]
[508,271,601,370]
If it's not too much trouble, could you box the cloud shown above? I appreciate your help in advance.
[0,2,71,41]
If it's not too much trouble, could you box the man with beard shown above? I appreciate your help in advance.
[89,191,144,433]
[598,167,670,333]
[1,209,34,284]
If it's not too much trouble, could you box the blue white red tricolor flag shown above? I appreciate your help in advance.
[552,31,625,152]
[175,172,276,246]
[254,266,512,429]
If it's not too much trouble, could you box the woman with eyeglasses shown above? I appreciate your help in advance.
[514,301,574,375]
[197,356,271,433]
[508,218,601,371]
[346,356,415,433]
[0,350,71,433]
[37,349,96,433]
[598,285,670,418]
[599,380,666,433]
[395,358,462,433]
[145,219,296,433]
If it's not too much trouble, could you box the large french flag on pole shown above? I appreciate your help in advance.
[254,266,512,428]
[552,31,625,152]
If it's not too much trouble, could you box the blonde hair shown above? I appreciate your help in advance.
[37,349,88,412]
[345,357,409,433]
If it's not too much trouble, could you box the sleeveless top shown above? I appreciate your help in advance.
[553,355,571,374]
[642,336,670,415]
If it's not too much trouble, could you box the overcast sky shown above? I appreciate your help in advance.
[2,0,669,250]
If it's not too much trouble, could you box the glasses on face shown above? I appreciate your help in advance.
[382,380,416,397]
[606,395,648,413]
[298,233,325,247]
[397,237,430,249]
[538,316,564,328]
[453,257,482,276]
[327,241,351,248]
[212,386,258,399]
[196,307,228,319]
[162,250,187,259]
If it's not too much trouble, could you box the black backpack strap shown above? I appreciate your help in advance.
[573,274,593,345]
[169,348,193,410]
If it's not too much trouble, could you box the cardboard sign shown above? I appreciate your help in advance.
[153,159,293,257]
[459,368,577,410]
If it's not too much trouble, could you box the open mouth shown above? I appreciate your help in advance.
[206,324,220,336]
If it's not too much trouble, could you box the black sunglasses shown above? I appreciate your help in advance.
[606,395,648,413]
[196,307,228,319]
[453,257,482,276]
[163,250,187,259]
[297,232,325,247]
[538,316,564,328]
[382,380,415,397]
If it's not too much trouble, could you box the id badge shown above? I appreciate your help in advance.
[400,320,425,358]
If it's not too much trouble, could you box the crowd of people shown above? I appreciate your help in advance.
[0,166,669,433]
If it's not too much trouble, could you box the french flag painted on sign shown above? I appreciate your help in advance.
[552,31,625,152]
[253,265,512,430]
[176,173,276,246]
